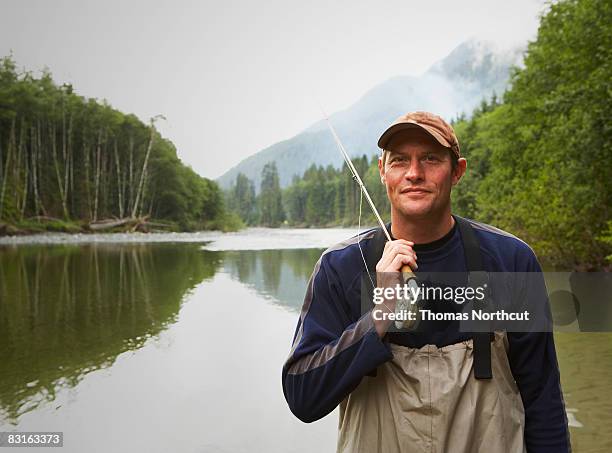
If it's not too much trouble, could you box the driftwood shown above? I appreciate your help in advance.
[89,216,150,232]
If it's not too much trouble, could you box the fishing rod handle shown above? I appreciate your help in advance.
[400,264,416,281]
[395,264,420,330]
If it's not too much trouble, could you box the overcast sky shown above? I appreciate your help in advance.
[1,0,546,179]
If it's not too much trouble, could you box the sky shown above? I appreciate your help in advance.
[0,0,546,179]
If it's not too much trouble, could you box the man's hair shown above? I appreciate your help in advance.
[381,148,459,171]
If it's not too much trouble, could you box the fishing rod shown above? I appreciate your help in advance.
[323,115,392,241]
[321,113,419,329]
[321,113,417,278]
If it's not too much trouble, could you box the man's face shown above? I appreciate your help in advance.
[378,129,466,219]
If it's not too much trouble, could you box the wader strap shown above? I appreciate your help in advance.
[362,218,493,380]
[454,215,493,380]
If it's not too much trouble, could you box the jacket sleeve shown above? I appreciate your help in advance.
[507,254,572,452]
[281,253,394,423]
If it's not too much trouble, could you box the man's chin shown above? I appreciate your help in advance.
[396,204,433,218]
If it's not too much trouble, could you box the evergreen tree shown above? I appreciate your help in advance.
[228,173,256,225]
[258,162,284,227]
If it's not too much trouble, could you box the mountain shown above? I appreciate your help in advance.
[217,39,524,192]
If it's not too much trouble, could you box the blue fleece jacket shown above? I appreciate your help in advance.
[282,218,571,452]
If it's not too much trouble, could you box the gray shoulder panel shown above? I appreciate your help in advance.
[284,228,378,369]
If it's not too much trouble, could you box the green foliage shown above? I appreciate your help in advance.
[598,221,612,263]
[258,162,284,227]
[202,210,244,232]
[0,57,228,231]
[452,0,611,269]
[225,0,610,270]
[225,172,257,225]
[279,155,388,228]
[225,153,389,230]
[11,218,82,234]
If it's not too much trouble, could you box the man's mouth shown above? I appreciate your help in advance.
[401,188,430,195]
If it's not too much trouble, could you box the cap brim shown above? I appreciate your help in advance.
[378,122,451,150]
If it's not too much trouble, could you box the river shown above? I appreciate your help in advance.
[0,228,610,452]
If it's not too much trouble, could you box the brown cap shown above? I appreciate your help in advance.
[378,111,461,158]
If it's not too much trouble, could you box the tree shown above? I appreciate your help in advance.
[258,162,284,227]
[229,173,256,225]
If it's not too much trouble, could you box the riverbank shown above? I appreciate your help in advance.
[0,219,85,236]
[0,226,357,248]
[0,213,245,237]
[0,219,178,236]
[0,217,370,238]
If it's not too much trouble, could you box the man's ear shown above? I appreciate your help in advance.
[378,156,386,184]
[451,158,467,186]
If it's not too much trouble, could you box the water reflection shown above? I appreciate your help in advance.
[0,244,322,426]
[0,244,221,423]
[1,243,610,452]
[221,249,322,312]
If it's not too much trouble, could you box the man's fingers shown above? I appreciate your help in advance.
[377,241,418,272]
[377,251,416,272]
[383,239,414,253]
[384,243,416,259]
[392,244,417,259]
[391,253,418,271]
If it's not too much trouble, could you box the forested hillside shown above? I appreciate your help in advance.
[0,57,236,233]
[217,39,523,191]
[452,0,611,269]
[227,0,611,270]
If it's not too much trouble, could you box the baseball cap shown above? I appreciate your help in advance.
[378,111,461,158]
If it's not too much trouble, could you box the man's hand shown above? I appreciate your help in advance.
[373,239,417,338]
[376,239,418,273]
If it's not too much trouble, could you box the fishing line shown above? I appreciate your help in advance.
[311,94,379,282]
[313,95,415,320]
[357,188,376,290]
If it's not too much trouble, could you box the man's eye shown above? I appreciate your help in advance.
[425,154,439,162]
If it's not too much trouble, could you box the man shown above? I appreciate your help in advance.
[282,111,571,452]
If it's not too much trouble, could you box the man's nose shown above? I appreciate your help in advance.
[404,158,424,182]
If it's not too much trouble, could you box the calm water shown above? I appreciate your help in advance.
[0,229,610,452]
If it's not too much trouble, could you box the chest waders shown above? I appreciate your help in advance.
[337,216,526,453]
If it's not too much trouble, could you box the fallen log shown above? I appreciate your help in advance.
[89,216,149,231]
